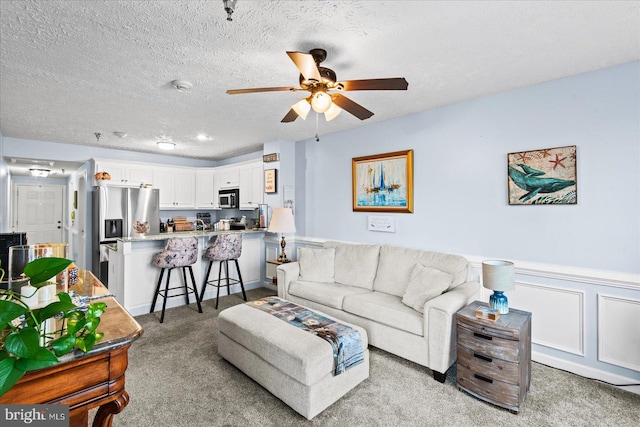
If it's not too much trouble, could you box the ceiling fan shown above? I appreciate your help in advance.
[226,48,408,123]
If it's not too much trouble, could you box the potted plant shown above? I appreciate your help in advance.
[0,257,105,397]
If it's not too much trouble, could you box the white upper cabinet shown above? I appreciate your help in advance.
[154,167,196,209]
[94,160,153,187]
[239,161,263,210]
[195,169,218,209]
[218,168,240,189]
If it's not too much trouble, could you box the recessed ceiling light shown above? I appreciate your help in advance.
[196,134,211,141]
[114,132,128,138]
[157,141,176,150]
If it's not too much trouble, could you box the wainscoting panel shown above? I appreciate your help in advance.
[508,281,584,356]
[598,295,640,371]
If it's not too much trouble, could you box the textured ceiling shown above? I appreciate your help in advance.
[1,1,638,162]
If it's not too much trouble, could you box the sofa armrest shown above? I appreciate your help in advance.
[422,281,481,374]
[276,262,300,300]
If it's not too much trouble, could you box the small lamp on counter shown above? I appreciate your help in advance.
[482,260,515,314]
[267,207,296,263]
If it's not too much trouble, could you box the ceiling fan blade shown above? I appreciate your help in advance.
[339,78,408,91]
[227,86,297,95]
[286,51,322,82]
[281,108,299,123]
[332,94,374,120]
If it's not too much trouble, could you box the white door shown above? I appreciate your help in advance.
[15,184,64,244]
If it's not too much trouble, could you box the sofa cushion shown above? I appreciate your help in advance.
[324,241,380,290]
[298,247,335,283]
[401,264,454,313]
[342,291,423,336]
[288,280,372,310]
[373,245,469,296]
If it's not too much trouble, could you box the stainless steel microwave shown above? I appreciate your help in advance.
[219,188,239,209]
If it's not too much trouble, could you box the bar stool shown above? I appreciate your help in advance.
[150,236,202,323]
[201,233,247,309]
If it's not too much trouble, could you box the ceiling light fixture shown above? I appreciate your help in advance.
[291,98,311,120]
[223,0,237,21]
[196,134,211,141]
[157,141,176,150]
[290,92,342,121]
[114,131,127,138]
[172,80,193,92]
[30,168,50,178]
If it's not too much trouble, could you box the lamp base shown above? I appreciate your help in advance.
[489,291,509,314]
[278,235,290,263]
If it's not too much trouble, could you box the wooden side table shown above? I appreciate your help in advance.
[456,301,531,413]
[266,259,286,284]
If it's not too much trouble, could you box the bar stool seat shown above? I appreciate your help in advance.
[201,233,246,309]
[150,236,202,323]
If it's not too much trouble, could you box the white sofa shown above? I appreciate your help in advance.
[277,241,480,382]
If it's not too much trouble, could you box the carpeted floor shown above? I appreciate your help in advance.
[114,288,640,426]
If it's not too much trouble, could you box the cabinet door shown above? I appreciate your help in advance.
[251,164,263,205]
[239,167,252,209]
[219,169,239,188]
[127,166,153,186]
[212,171,221,209]
[153,169,175,208]
[195,170,215,208]
[95,161,126,185]
[237,238,261,283]
[173,170,195,208]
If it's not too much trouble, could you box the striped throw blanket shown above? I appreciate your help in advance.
[247,296,364,375]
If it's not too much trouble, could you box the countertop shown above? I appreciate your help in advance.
[116,228,267,243]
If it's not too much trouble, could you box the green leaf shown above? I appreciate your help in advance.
[33,301,77,324]
[94,332,104,343]
[4,328,40,359]
[23,257,72,286]
[66,313,87,336]
[50,335,76,357]
[0,357,26,397]
[15,348,58,371]
[75,336,88,353]
[87,302,107,317]
[0,300,28,326]
[57,292,72,303]
[84,317,101,333]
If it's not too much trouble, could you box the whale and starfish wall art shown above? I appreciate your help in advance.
[507,145,577,205]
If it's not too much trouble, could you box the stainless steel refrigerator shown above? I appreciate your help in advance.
[91,186,159,285]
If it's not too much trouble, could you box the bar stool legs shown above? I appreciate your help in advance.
[201,259,247,310]
[150,266,202,323]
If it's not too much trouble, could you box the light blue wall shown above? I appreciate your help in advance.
[300,61,640,274]
[0,130,9,232]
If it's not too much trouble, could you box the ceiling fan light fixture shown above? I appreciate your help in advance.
[30,168,50,178]
[291,98,311,120]
[157,141,176,150]
[310,91,332,113]
[324,103,342,121]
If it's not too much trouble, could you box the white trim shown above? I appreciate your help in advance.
[533,350,639,387]
[597,294,640,372]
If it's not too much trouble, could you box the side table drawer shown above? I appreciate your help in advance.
[457,345,519,385]
[457,365,520,409]
[457,324,519,363]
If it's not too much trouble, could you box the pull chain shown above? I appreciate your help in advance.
[315,112,320,142]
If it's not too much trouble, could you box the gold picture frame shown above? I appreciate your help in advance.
[352,150,413,213]
[264,169,277,193]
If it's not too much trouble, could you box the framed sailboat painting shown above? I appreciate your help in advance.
[352,150,414,213]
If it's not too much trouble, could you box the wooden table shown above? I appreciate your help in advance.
[456,301,531,413]
[0,270,143,426]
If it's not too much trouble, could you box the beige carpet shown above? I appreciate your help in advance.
[114,288,640,426]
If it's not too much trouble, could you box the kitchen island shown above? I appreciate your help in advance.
[108,229,265,316]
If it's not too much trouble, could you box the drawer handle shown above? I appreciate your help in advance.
[473,353,493,363]
[473,332,493,341]
[474,374,494,384]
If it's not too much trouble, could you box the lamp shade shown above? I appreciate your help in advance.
[482,260,515,292]
[268,208,296,234]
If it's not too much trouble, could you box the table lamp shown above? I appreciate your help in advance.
[268,207,296,263]
[482,260,515,314]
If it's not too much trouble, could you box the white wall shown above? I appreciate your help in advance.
[296,61,640,384]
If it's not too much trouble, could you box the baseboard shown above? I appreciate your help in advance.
[532,350,639,388]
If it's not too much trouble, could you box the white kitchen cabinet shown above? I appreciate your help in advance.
[154,167,196,209]
[218,168,240,189]
[195,169,218,209]
[94,159,153,187]
[239,162,263,210]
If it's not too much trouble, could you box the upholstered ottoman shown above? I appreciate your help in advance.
[218,301,370,420]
